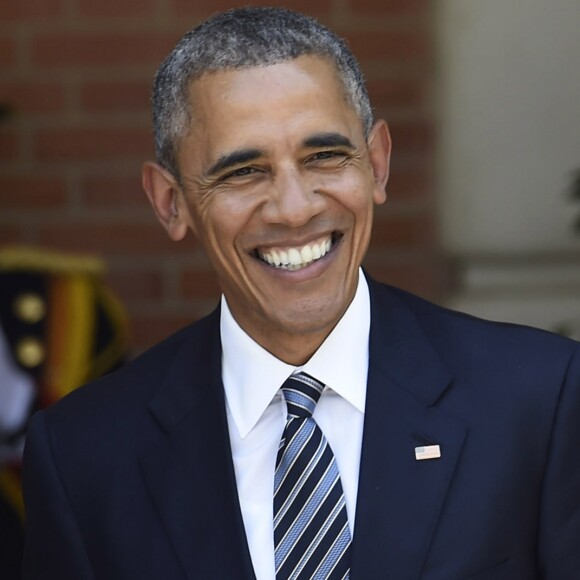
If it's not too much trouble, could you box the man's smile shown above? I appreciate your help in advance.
[254,233,341,271]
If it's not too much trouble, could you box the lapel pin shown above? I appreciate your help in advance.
[415,445,441,461]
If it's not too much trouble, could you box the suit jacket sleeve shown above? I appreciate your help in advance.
[538,343,580,578]
[22,412,95,580]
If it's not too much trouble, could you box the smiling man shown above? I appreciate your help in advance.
[22,7,580,580]
[143,52,389,366]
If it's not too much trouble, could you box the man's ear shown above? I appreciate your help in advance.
[142,161,188,241]
[367,119,392,206]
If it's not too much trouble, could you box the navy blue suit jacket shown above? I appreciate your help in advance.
[22,280,580,579]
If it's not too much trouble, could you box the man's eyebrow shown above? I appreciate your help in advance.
[205,148,263,178]
[303,133,355,150]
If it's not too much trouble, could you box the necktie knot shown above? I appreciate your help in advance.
[281,372,324,419]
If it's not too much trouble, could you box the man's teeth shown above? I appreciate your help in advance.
[259,238,333,270]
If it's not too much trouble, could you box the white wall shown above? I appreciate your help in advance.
[438,0,580,334]
[438,0,580,254]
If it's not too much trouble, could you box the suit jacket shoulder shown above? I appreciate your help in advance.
[353,278,580,579]
[41,305,222,437]
[370,279,577,385]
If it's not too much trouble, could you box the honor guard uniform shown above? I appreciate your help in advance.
[0,246,128,579]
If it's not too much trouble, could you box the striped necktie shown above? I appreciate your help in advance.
[274,372,352,580]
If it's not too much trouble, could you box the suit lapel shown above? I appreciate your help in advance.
[137,279,467,579]
[140,310,256,580]
[351,281,468,579]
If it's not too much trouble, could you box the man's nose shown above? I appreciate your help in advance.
[261,168,325,227]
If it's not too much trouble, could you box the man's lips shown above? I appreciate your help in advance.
[254,233,340,271]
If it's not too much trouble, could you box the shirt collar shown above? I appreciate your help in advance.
[221,269,370,439]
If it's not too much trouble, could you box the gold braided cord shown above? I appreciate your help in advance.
[0,469,24,522]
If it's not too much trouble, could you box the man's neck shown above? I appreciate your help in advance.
[221,270,367,366]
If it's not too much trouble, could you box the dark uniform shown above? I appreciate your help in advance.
[0,246,128,578]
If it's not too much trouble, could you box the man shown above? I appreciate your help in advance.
[0,245,128,579]
[22,7,579,579]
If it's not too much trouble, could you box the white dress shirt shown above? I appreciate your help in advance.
[0,322,35,464]
[221,270,370,580]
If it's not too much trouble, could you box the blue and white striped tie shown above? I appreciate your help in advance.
[274,372,352,580]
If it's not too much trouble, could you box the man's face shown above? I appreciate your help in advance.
[154,56,390,361]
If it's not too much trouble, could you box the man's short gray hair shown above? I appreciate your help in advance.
[152,6,373,179]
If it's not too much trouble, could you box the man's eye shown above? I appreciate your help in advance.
[308,151,345,162]
[223,166,258,180]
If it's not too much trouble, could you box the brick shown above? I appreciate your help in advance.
[106,269,164,302]
[77,0,157,18]
[0,225,24,245]
[0,82,65,115]
[386,169,430,200]
[388,120,433,156]
[34,127,154,162]
[37,222,196,256]
[130,313,198,352]
[348,0,431,16]
[342,29,430,62]
[370,214,435,248]
[0,128,18,162]
[81,80,150,113]
[82,174,148,207]
[0,0,64,21]
[181,268,221,299]
[367,79,424,109]
[0,36,17,67]
[364,258,450,301]
[32,32,179,69]
[0,176,67,209]
[170,0,332,18]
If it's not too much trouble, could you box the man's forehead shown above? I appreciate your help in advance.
[186,55,347,112]
[173,55,365,176]
[193,53,339,81]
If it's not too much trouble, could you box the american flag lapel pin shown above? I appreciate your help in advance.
[415,444,441,461]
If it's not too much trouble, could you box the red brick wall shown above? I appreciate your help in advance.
[0,0,449,353]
